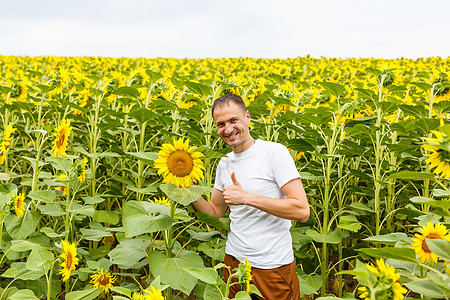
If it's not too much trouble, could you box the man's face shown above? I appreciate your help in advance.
[213,101,252,153]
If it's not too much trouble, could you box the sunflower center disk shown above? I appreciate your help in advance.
[67,253,73,268]
[99,274,110,285]
[167,150,194,177]
[56,132,66,148]
[421,233,440,253]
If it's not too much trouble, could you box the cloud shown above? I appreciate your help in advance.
[0,15,223,57]
[1,0,449,58]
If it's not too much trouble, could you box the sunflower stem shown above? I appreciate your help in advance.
[65,280,69,297]
[0,214,5,254]
[137,121,147,201]
[31,134,48,195]
[30,98,46,194]
[224,265,233,299]
[320,106,341,296]
[165,200,177,258]
[121,114,129,198]
[0,277,17,300]
[2,108,9,172]
[422,84,436,212]
[65,180,71,240]
[47,259,57,300]
[337,155,345,297]
[162,200,177,300]
[386,123,400,231]
[88,94,102,197]
[374,74,386,237]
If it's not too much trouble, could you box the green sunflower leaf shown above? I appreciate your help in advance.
[159,184,210,206]
[405,279,447,298]
[357,247,416,262]
[425,239,450,261]
[388,171,436,181]
[65,288,102,300]
[148,251,198,295]
[113,86,140,98]
[410,196,450,209]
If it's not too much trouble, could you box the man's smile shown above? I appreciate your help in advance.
[225,131,239,140]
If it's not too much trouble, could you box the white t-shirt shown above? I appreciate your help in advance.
[214,139,301,269]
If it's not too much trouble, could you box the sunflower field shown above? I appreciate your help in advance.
[0,55,450,300]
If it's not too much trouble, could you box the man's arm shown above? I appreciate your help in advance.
[223,173,309,222]
[193,188,228,218]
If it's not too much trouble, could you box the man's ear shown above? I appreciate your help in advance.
[245,110,251,123]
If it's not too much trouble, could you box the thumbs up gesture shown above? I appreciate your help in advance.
[231,172,241,187]
[223,172,247,205]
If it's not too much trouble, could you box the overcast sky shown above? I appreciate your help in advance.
[1,0,449,59]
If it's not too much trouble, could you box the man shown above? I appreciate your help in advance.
[193,94,310,299]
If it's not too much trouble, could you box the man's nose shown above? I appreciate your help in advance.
[224,123,234,134]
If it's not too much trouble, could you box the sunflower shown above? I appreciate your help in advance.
[422,130,450,178]
[77,157,88,183]
[444,261,450,274]
[141,286,164,300]
[359,259,406,300]
[411,222,450,264]
[79,90,91,108]
[129,67,149,85]
[178,101,196,109]
[122,103,135,113]
[74,90,91,115]
[13,193,26,218]
[431,70,450,100]
[238,257,253,294]
[9,81,28,102]
[294,151,305,161]
[55,173,67,196]
[90,268,117,293]
[154,196,171,207]
[0,124,16,165]
[358,286,369,299]
[265,101,289,116]
[154,138,205,188]
[131,292,146,300]
[51,119,72,157]
[59,240,79,282]
[385,113,399,124]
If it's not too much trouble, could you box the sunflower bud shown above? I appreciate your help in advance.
[238,257,253,294]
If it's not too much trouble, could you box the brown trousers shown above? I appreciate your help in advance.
[224,254,300,300]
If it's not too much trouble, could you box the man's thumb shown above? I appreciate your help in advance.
[231,172,240,185]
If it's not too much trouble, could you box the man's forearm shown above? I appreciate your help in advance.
[193,196,222,217]
[223,178,310,222]
[243,193,310,222]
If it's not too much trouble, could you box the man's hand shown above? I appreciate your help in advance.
[222,173,310,221]
[223,172,247,205]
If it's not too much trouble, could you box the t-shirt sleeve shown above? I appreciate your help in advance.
[213,158,225,191]
[272,144,301,188]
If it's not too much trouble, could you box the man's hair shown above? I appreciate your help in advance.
[211,94,247,116]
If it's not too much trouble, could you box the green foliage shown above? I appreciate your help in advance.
[1,55,449,299]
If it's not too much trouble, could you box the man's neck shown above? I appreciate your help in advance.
[232,137,255,154]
